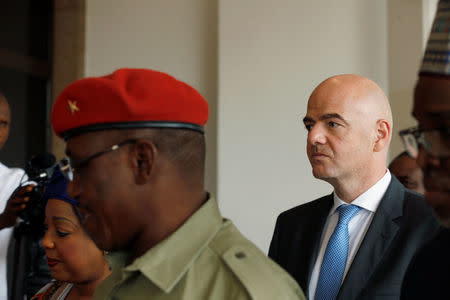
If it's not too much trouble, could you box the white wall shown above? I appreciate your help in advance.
[422,0,439,48]
[387,0,439,161]
[85,0,218,195]
[218,0,388,251]
[84,0,435,253]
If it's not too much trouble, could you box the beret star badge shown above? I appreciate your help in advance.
[51,69,209,139]
[67,100,80,115]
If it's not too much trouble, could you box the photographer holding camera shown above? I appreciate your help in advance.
[0,93,53,299]
[0,93,29,299]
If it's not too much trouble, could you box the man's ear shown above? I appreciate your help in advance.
[130,139,157,184]
[373,119,391,152]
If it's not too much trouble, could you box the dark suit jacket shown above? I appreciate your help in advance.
[269,176,440,300]
[401,227,450,299]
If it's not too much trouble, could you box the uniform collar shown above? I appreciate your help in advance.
[108,196,223,293]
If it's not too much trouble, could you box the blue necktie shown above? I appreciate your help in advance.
[314,204,361,300]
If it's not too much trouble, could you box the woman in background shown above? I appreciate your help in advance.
[32,167,111,300]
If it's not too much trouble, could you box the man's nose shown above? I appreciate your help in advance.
[307,124,326,145]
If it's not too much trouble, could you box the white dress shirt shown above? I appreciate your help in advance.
[308,170,392,300]
[0,162,25,300]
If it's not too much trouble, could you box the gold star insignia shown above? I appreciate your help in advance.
[68,100,80,115]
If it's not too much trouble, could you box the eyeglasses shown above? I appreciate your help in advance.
[59,139,137,181]
[399,126,450,159]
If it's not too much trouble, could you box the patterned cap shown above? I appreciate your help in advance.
[51,68,209,140]
[420,0,450,76]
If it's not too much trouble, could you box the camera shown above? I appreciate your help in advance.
[17,153,55,234]
[10,153,55,300]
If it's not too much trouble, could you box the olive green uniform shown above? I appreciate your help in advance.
[93,198,305,300]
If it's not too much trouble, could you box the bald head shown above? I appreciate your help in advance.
[0,93,10,149]
[310,74,393,131]
[304,74,393,201]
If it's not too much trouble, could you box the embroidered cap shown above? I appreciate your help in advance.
[420,0,450,76]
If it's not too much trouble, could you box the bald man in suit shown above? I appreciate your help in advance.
[269,75,439,300]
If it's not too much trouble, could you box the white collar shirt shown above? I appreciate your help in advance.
[0,162,25,299]
[308,170,392,300]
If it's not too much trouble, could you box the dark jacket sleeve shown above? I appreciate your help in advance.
[268,215,282,261]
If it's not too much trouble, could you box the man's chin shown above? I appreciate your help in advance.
[312,170,333,180]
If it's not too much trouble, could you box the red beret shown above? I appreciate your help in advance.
[51,68,209,140]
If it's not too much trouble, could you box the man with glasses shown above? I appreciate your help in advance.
[50,68,305,300]
[400,1,450,298]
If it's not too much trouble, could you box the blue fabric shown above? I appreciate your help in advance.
[43,167,78,205]
[315,204,361,300]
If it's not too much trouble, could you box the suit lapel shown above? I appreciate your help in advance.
[337,177,404,300]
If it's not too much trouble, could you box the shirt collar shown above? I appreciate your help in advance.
[331,170,392,214]
[114,197,223,293]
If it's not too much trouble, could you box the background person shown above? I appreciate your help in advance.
[50,68,305,300]
[388,151,425,194]
[269,74,439,300]
[0,93,28,299]
[32,167,111,300]
[400,1,450,298]
[1,93,53,299]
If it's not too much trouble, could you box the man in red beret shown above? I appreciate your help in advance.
[51,68,305,300]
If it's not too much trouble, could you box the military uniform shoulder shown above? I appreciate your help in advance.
[209,220,306,300]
